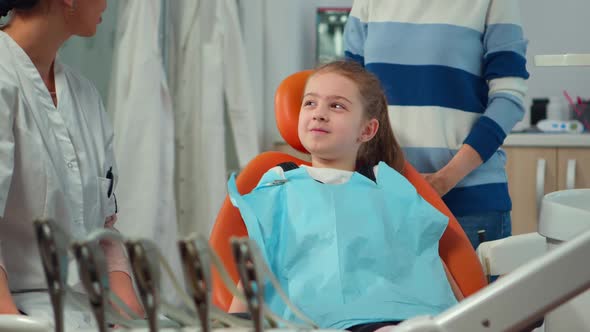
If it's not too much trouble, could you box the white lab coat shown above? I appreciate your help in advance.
[108,0,181,303]
[168,0,260,236]
[0,30,123,329]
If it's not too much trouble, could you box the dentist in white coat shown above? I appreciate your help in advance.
[0,0,142,325]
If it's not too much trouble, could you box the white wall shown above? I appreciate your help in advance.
[242,0,590,146]
[59,0,119,102]
[520,0,590,128]
[239,0,354,150]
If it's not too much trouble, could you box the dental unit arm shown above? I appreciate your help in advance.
[392,228,590,332]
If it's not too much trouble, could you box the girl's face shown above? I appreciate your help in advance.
[64,0,107,37]
[298,71,378,168]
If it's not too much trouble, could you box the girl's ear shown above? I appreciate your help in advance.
[359,118,379,143]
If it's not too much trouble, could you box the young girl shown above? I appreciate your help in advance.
[228,61,462,331]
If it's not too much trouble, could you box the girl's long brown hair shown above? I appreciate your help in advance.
[310,60,405,173]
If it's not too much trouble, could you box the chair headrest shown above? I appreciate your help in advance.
[274,70,314,154]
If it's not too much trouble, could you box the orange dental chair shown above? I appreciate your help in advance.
[209,70,487,311]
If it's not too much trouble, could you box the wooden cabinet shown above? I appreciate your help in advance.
[504,146,590,234]
[504,147,557,234]
[556,148,590,190]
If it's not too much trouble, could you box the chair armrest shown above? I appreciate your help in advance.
[476,233,546,276]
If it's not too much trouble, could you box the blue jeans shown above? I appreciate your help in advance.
[456,211,512,250]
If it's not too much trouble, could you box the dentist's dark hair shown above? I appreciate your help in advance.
[0,0,39,17]
[308,60,405,173]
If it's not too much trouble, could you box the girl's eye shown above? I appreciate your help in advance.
[331,103,345,110]
[303,100,316,107]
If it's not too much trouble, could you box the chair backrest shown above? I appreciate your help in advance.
[209,70,487,311]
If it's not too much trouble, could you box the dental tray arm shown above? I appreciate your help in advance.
[392,229,590,332]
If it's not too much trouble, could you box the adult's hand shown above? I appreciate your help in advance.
[422,144,483,197]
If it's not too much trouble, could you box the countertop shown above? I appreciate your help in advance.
[504,133,590,147]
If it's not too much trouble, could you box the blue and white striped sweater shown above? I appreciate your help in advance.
[344,0,529,215]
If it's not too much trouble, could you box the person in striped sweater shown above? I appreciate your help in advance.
[344,0,529,249]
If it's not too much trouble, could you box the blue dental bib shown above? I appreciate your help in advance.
[228,162,457,329]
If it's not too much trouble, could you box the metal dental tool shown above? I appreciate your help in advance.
[34,221,143,331]
[33,219,70,332]
[71,240,110,332]
[178,236,212,332]
[179,234,269,330]
[125,239,161,332]
[82,228,144,324]
[230,237,318,330]
[231,238,266,332]
[178,234,315,330]
[125,238,196,331]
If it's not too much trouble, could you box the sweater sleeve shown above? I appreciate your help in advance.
[463,0,529,162]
